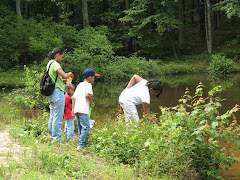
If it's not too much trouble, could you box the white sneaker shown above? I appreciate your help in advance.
[77,146,86,153]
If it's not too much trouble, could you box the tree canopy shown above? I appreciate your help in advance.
[0,0,240,71]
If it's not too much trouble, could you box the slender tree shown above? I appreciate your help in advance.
[16,0,22,17]
[57,1,62,23]
[82,0,89,28]
[178,0,184,48]
[24,1,29,19]
[205,0,212,54]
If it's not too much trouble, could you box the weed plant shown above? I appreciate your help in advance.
[89,83,240,179]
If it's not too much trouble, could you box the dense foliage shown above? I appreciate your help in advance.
[1,0,240,73]
[209,54,237,74]
[89,83,240,179]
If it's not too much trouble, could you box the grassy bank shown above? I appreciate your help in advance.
[0,97,159,180]
[2,52,240,90]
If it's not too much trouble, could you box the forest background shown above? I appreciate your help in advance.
[1,0,240,84]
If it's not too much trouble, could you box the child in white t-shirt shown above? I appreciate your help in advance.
[119,74,162,124]
[72,68,100,153]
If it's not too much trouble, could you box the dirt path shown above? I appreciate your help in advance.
[0,129,29,167]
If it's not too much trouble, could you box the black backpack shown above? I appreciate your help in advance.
[40,61,58,96]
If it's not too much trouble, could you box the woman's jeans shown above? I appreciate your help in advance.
[75,113,90,147]
[64,118,74,140]
[48,88,64,141]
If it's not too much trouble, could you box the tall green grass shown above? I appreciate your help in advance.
[0,95,160,180]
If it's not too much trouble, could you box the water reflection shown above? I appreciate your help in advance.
[91,73,240,123]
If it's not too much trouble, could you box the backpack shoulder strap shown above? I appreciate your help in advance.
[47,61,59,83]
[46,61,54,73]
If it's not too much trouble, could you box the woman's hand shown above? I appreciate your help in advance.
[68,72,74,79]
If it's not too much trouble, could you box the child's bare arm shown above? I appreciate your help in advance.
[85,93,95,107]
[72,97,75,116]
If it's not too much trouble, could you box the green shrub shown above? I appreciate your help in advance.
[61,27,160,82]
[47,22,82,52]
[89,83,240,179]
[7,65,48,110]
[28,22,63,60]
[0,17,72,70]
[77,27,114,56]
[160,62,205,75]
[209,54,236,74]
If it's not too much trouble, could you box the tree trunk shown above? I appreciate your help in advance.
[16,0,22,17]
[24,1,29,19]
[178,0,184,49]
[167,27,178,60]
[82,0,89,28]
[196,0,205,42]
[125,0,134,53]
[57,1,62,23]
[213,11,220,30]
[189,0,194,24]
[205,0,212,54]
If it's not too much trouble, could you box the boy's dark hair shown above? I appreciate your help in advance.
[65,84,74,90]
[146,80,163,97]
[48,47,64,59]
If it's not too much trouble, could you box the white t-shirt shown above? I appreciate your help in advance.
[119,79,150,105]
[73,81,93,114]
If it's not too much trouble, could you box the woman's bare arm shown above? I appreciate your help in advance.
[142,103,156,124]
[126,74,143,89]
[56,68,74,80]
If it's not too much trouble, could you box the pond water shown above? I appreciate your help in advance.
[92,73,240,123]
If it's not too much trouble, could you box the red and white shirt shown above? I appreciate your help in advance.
[64,94,75,119]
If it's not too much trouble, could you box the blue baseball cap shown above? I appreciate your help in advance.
[83,68,100,78]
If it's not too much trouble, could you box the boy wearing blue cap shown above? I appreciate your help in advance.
[72,68,100,153]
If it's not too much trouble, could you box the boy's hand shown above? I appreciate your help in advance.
[71,110,75,116]
[90,102,95,108]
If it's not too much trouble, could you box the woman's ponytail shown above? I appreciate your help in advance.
[48,47,64,60]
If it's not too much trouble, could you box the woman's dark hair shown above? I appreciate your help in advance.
[48,47,64,60]
[146,80,163,97]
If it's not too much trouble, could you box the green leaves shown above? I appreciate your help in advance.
[214,0,240,18]
[209,54,236,75]
[90,83,240,179]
